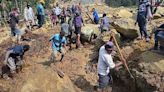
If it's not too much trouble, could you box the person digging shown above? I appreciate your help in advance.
[97,41,123,92]
[3,45,30,79]
[49,30,67,63]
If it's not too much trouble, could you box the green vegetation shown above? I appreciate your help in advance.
[105,0,138,7]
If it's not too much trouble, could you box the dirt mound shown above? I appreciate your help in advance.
[20,66,75,92]
[131,51,164,92]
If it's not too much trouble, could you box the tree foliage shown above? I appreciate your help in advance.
[105,0,138,7]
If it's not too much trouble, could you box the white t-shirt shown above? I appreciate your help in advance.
[53,7,61,16]
[24,7,35,21]
[97,45,115,76]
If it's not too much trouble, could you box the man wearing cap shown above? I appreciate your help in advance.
[49,30,67,62]
[97,41,123,92]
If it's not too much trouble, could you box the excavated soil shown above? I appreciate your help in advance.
[0,26,134,92]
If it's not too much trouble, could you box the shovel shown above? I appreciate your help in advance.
[110,32,134,79]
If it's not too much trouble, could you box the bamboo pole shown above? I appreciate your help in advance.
[111,32,134,79]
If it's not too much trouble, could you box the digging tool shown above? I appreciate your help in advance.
[86,6,95,24]
[110,32,134,79]
[53,66,65,78]
[86,12,95,24]
[48,52,65,78]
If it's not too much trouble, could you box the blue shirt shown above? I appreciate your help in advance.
[8,45,24,56]
[50,34,67,51]
[93,10,99,21]
[37,4,45,15]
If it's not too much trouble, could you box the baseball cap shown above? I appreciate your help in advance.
[105,41,114,50]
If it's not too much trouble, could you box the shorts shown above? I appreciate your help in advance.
[51,48,66,61]
[7,57,23,73]
[74,26,81,35]
[98,73,113,89]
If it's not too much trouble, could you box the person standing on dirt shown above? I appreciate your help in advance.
[54,3,62,24]
[100,13,110,33]
[61,20,72,50]
[92,8,99,24]
[97,41,123,92]
[135,0,151,42]
[71,4,76,14]
[73,11,84,49]
[60,7,67,24]
[153,23,164,51]
[49,30,67,62]
[36,0,45,28]
[8,8,19,36]
[3,45,30,78]
[24,3,35,30]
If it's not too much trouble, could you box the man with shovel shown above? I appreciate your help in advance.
[97,41,123,92]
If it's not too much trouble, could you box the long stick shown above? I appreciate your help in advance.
[111,32,134,79]
[86,12,95,24]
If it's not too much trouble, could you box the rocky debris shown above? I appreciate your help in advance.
[111,18,139,39]
[132,51,164,92]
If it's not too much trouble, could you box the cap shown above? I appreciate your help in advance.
[105,41,114,50]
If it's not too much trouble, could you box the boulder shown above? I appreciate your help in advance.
[20,66,76,92]
[111,18,139,39]
[113,9,133,19]
[81,24,100,42]
[102,29,121,44]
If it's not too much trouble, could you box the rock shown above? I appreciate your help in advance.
[20,66,76,92]
[111,18,139,39]
[153,14,162,19]
[113,9,133,18]
[102,29,121,44]
[81,24,100,42]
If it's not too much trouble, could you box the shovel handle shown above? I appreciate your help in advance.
[111,32,134,79]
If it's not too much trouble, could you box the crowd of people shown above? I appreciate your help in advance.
[1,0,164,92]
